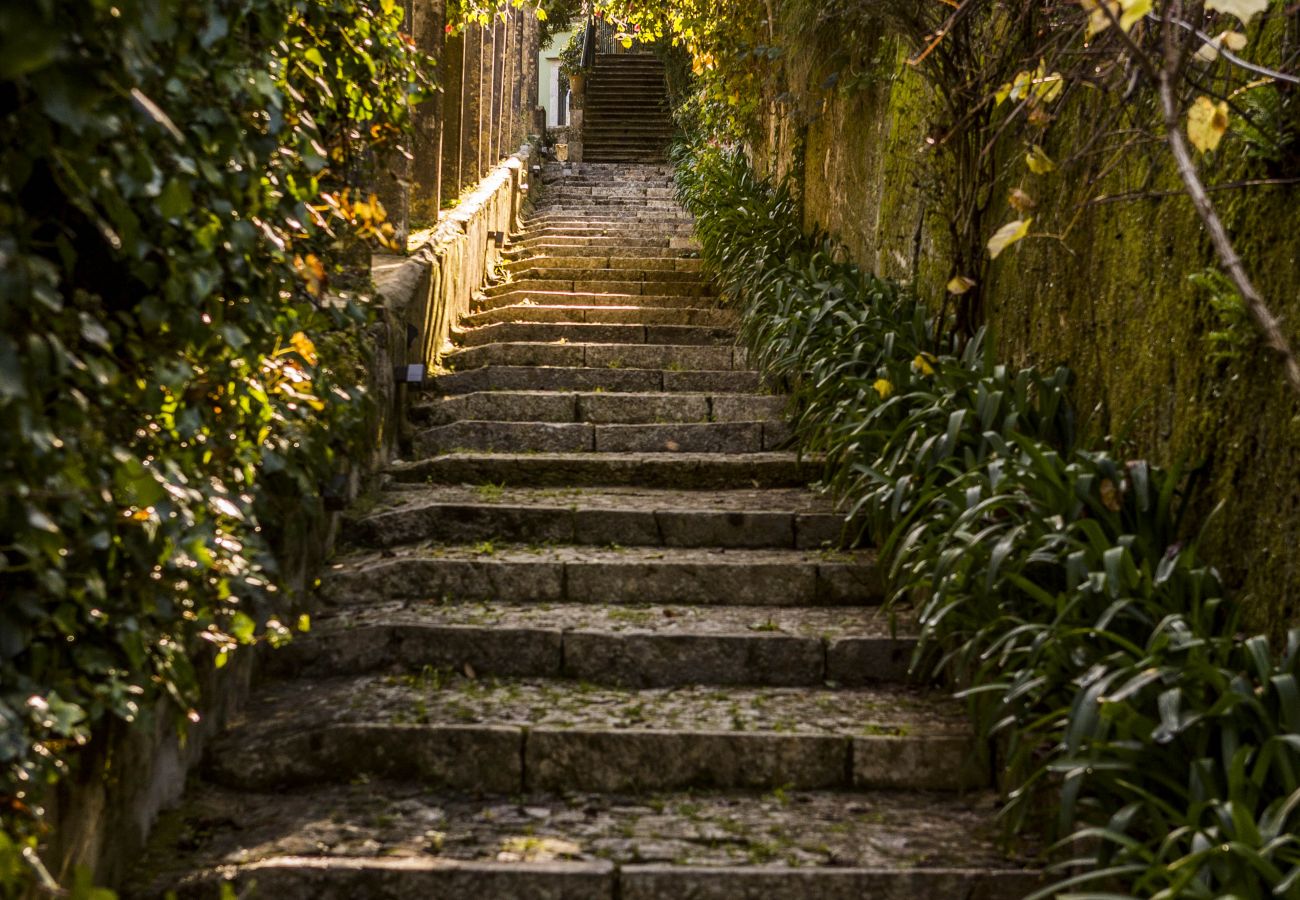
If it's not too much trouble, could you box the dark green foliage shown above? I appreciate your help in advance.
[676,143,1300,898]
[0,0,433,881]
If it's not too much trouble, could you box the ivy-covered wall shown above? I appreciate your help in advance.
[754,30,1300,636]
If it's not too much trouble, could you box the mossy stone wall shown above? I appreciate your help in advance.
[753,32,1300,635]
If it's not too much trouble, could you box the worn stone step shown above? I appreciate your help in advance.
[133,782,1035,900]
[414,419,790,455]
[268,601,909,687]
[452,322,733,349]
[444,342,745,373]
[321,544,880,608]
[351,486,841,550]
[425,365,764,396]
[473,292,713,313]
[484,278,712,298]
[504,244,697,260]
[413,391,784,427]
[462,305,730,328]
[202,674,982,793]
[506,255,700,272]
[389,451,814,489]
[503,268,704,284]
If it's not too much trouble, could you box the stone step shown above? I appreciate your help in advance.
[509,237,696,252]
[266,601,911,687]
[134,782,1036,900]
[538,186,677,200]
[505,255,701,272]
[202,674,982,793]
[452,322,734,349]
[389,451,815,489]
[413,390,783,426]
[462,305,731,328]
[472,291,715,313]
[425,365,764,396]
[443,342,744,373]
[321,544,881,608]
[413,419,790,456]
[484,278,713,299]
[351,486,841,550]
[585,153,671,163]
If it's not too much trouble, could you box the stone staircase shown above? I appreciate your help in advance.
[583,53,672,163]
[128,162,1035,899]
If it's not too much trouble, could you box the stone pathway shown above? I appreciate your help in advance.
[130,163,1035,898]
[583,53,671,163]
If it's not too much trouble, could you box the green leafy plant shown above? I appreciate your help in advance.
[0,0,434,890]
[676,142,1300,898]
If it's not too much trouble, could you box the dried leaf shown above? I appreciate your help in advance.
[1100,478,1123,512]
[1009,188,1037,213]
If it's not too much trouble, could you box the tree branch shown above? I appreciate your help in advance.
[1157,10,1300,395]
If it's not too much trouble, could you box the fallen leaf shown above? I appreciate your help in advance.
[463,662,477,679]
[987,218,1032,259]
[873,379,894,399]
[1187,96,1229,153]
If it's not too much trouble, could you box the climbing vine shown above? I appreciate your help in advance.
[0,0,433,889]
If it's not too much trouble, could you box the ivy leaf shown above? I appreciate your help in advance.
[1187,96,1230,153]
[988,218,1032,259]
[1206,0,1269,25]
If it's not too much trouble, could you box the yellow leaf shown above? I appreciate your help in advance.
[987,218,1032,260]
[1187,96,1229,153]
[1206,0,1268,25]
[912,353,936,376]
[947,275,977,295]
[535,6,547,19]
[290,331,319,365]
[872,378,894,399]
[1119,0,1152,31]
[297,614,311,632]
[1025,145,1056,174]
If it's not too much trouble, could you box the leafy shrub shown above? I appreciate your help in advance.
[676,143,1300,898]
[0,0,432,885]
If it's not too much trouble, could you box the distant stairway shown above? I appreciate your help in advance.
[583,53,672,163]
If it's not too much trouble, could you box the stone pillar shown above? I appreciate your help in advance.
[439,31,465,206]
[410,0,446,227]
[462,25,484,188]
[478,22,493,178]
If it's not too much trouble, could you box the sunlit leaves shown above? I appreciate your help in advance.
[987,218,1032,258]
[1082,0,1152,36]
[995,60,1064,107]
[1187,96,1230,153]
[947,275,977,295]
[1206,0,1270,25]
[1025,144,1056,174]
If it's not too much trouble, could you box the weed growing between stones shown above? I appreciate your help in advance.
[674,142,1300,898]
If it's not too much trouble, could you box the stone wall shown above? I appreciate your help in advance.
[752,28,1300,635]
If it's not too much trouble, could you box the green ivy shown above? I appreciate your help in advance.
[676,143,1300,899]
[0,0,433,888]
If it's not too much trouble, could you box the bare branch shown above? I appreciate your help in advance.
[1157,7,1300,395]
